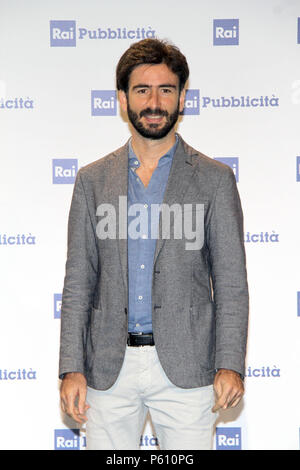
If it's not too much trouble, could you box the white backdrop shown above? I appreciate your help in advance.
[0,0,300,450]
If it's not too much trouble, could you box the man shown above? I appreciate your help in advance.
[59,38,249,450]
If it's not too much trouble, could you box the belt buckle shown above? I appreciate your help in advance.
[127,332,139,347]
[127,332,152,347]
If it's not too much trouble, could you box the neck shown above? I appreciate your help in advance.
[130,129,176,167]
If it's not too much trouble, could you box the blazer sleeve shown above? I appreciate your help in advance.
[59,170,99,378]
[206,166,249,377]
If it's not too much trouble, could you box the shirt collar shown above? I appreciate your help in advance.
[128,134,178,169]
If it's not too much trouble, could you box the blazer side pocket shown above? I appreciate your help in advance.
[189,301,216,372]
[85,307,103,372]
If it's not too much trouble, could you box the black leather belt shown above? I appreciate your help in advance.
[127,332,155,347]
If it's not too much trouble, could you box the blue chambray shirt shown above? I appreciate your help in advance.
[127,135,178,334]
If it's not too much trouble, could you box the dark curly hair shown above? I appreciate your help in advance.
[116,38,189,93]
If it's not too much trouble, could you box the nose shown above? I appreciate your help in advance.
[148,88,160,109]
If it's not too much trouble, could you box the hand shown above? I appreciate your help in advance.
[212,369,244,412]
[60,372,90,423]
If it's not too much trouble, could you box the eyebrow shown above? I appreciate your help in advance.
[131,83,177,90]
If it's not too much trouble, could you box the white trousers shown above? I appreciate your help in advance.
[86,345,217,450]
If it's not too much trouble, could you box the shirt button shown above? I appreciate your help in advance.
[144,203,148,208]
[138,295,143,300]
[142,234,147,239]
[136,323,140,327]
[134,160,139,165]
[140,264,145,269]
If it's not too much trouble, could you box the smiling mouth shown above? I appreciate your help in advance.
[143,114,164,123]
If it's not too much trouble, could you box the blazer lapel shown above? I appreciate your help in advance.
[153,136,198,266]
[110,142,129,304]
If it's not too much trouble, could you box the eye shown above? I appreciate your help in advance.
[137,88,148,94]
[161,88,173,94]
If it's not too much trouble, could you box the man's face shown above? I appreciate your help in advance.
[119,63,185,140]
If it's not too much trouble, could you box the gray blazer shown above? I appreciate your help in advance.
[59,135,249,390]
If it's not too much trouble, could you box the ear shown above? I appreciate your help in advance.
[118,90,128,113]
[179,88,186,114]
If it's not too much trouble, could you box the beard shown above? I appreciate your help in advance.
[127,99,180,140]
